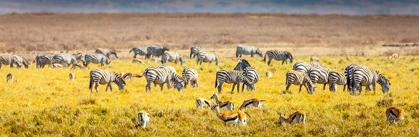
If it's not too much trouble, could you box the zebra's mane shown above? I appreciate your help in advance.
[240,59,251,67]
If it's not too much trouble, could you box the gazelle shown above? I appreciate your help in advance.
[70,63,86,70]
[69,73,75,81]
[136,111,150,128]
[386,106,405,124]
[310,56,319,62]
[210,92,235,111]
[266,71,272,78]
[6,73,13,82]
[388,53,398,59]
[121,73,141,82]
[132,58,145,64]
[50,63,63,69]
[211,104,251,127]
[196,98,213,110]
[238,98,266,110]
[278,111,306,125]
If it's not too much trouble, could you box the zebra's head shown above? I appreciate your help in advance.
[256,48,263,57]
[115,74,126,90]
[174,74,184,92]
[110,50,118,58]
[288,52,294,63]
[378,73,390,93]
[215,57,220,66]
[180,57,185,66]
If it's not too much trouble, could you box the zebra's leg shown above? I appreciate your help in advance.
[231,83,236,94]
[372,83,376,94]
[161,83,165,91]
[323,83,327,90]
[343,84,346,91]
[237,82,240,93]
[267,58,272,66]
[251,53,253,57]
[95,82,99,93]
[282,60,285,65]
[105,83,110,92]
[146,81,151,92]
[286,83,292,91]
[218,82,223,94]
[299,84,303,92]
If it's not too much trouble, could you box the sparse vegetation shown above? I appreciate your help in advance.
[0,56,418,136]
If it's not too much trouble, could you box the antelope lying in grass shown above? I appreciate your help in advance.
[6,73,13,82]
[238,98,266,110]
[310,56,319,62]
[279,111,306,125]
[136,111,150,128]
[69,73,74,81]
[50,63,63,69]
[70,63,86,70]
[121,73,142,82]
[196,98,213,110]
[386,106,405,124]
[388,53,398,59]
[266,72,272,78]
[210,92,235,111]
[132,58,145,64]
[211,104,251,127]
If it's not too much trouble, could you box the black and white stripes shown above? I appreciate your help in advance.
[89,69,126,93]
[146,46,169,59]
[129,47,148,59]
[197,51,219,65]
[84,53,111,67]
[233,59,251,71]
[162,51,185,66]
[215,69,254,94]
[36,54,52,68]
[308,66,331,92]
[350,67,390,95]
[328,70,347,92]
[182,68,198,88]
[264,50,293,65]
[285,70,315,94]
[141,67,184,92]
[95,48,118,58]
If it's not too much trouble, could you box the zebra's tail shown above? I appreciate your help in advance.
[263,53,267,62]
[129,49,133,53]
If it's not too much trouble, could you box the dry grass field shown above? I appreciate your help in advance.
[0,55,418,136]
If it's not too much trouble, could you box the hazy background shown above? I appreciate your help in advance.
[1,0,419,15]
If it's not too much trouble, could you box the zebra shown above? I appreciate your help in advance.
[146,46,169,59]
[197,51,219,65]
[84,53,111,67]
[190,46,204,59]
[69,73,74,81]
[161,51,185,66]
[242,67,259,91]
[0,55,13,68]
[182,68,198,88]
[157,65,183,89]
[285,70,316,94]
[351,67,390,95]
[52,53,85,67]
[139,67,184,92]
[344,64,370,92]
[6,73,13,82]
[89,69,126,93]
[233,59,251,71]
[308,66,331,92]
[129,47,148,58]
[236,45,263,58]
[292,61,323,73]
[263,50,293,65]
[35,54,52,68]
[10,55,29,69]
[328,70,347,92]
[215,69,254,94]
[95,48,118,59]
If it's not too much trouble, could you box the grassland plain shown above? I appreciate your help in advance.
[0,56,418,136]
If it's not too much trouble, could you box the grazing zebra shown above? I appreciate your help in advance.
[182,68,198,88]
[69,73,74,81]
[197,51,219,65]
[263,50,293,65]
[132,59,145,64]
[162,51,185,66]
[344,64,370,92]
[136,111,150,128]
[84,53,111,67]
[89,69,126,93]
[36,54,52,68]
[279,111,306,125]
[285,70,316,94]
[52,53,85,67]
[351,67,390,95]
[236,44,263,58]
[139,67,184,92]
[308,66,331,92]
[190,46,204,59]
[266,72,272,78]
[386,106,405,125]
[242,67,259,91]
[70,63,86,70]
[388,53,398,59]
[10,55,29,69]
[292,61,322,73]
[310,56,319,62]
[95,48,118,58]
[215,69,254,94]
[233,59,251,71]
[157,65,184,90]
[0,55,13,68]
[211,104,251,127]
[6,73,13,82]
[328,70,347,92]
[145,46,169,59]
[129,47,148,59]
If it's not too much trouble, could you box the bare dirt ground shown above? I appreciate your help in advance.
[0,13,418,59]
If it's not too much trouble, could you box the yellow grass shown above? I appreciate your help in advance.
[0,56,418,136]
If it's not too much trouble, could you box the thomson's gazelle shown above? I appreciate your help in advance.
[386,106,404,124]
[196,98,213,110]
[279,111,306,125]
[136,111,150,128]
[239,98,266,110]
[210,92,235,111]
[211,104,251,127]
